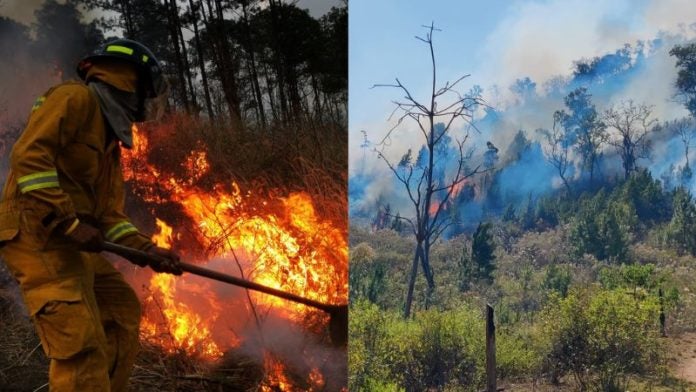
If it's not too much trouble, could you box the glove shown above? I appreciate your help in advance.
[61,218,104,252]
[146,246,183,275]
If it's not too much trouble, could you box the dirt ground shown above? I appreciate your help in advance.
[672,333,696,385]
[495,335,696,392]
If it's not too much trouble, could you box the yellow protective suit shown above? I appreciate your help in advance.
[0,64,153,391]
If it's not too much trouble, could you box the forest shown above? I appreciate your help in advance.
[0,0,347,391]
[349,28,696,391]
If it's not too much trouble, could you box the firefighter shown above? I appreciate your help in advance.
[0,39,181,391]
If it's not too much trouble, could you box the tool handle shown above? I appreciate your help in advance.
[102,241,343,314]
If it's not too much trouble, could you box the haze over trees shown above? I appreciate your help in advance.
[350,29,696,391]
[0,0,347,128]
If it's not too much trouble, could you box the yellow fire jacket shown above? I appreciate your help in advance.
[0,81,153,251]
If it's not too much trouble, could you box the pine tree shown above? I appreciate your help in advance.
[471,222,496,282]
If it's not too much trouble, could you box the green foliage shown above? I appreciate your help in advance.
[541,289,663,391]
[519,194,536,230]
[557,87,607,182]
[496,246,545,323]
[391,308,482,391]
[599,263,660,291]
[598,263,680,312]
[619,169,671,223]
[349,300,398,391]
[502,203,516,222]
[543,264,572,297]
[350,242,387,303]
[471,222,496,282]
[534,195,560,227]
[496,324,548,380]
[456,246,475,292]
[348,167,691,390]
[664,187,696,255]
[569,190,635,262]
[670,43,696,116]
[349,302,485,392]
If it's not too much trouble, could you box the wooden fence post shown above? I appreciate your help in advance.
[659,288,666,337]
[486,303,496,392]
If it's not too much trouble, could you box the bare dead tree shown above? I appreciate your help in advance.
[373,23,483,318]
[671,117,696,168]
[603,100,657,179]
[538,113,572,194]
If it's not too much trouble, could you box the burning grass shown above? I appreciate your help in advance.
[0,112,347,390]
[0,265,49,392]
[119,115,348,390]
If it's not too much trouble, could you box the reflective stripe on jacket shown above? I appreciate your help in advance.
[0,81,152,251]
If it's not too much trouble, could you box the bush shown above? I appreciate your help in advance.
[348,300,396,391]
[664,187,696,255]
[568,191,635,262]
[390,308,482,391]
[350,242,385,303]
[541,288,663,391]
[349,302,486,392]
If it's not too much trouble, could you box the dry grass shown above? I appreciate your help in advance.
[0,274,331,392]
[129,340,266,392]
[0,264,49,392]
[0,114,347,391]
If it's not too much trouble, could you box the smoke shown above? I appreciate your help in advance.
[0,1,107,187]
[0,14,61,186]
[0,0,47,25]
[477,0,696,97]
[126,253,346,389]
[351,25,696,236]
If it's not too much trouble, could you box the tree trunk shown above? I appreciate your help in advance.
[311,73,322,121]
[589,152,595,185]
[419,120,437,291]
[262,58,279,125]
[421,237,435,289]
[213,0,242,128]
[687,144,690,168]
[165,0,191,111]
[175,3,198,111]
[240,0,266,127]
[486,304,497,392]
[120,1,135,37]
[189,0,214,119]
[267,0,289,124]
[403,242,423,318]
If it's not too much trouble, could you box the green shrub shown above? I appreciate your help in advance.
[496,324,548,380]
[541,289,663,391]
[543,264,572,297]
[349,302,487,392]
[390,307,483,391]
[348,300,394,391]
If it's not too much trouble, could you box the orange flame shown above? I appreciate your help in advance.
[260,353,294,391]
[428,179,470,216]
[120,122,347,388]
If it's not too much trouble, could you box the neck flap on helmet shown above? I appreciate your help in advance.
[88,81,139,148]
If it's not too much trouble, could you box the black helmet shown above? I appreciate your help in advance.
[77,38,165,98]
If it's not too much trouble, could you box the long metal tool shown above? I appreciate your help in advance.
[102,241,348,346]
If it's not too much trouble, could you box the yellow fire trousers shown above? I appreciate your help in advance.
[0,229,141,391]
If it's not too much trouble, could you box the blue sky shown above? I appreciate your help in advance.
[349,0,696,173]
[349,0,515,127]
